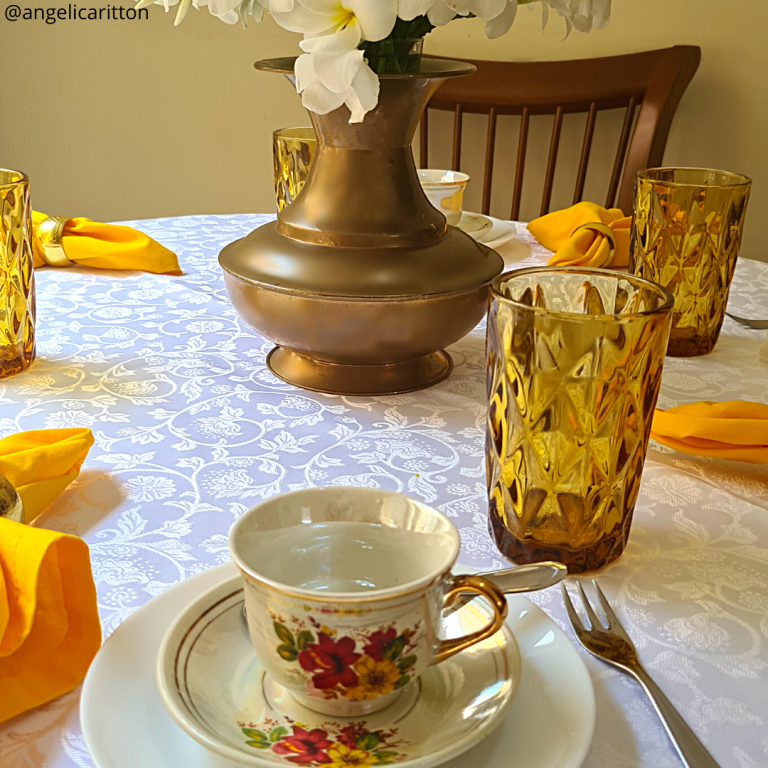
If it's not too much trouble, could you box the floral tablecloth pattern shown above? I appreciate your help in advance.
[1,215,767,768]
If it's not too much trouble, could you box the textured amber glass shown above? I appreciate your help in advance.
[630,168,751,357]
[486,268,673,573]
[273,127,317,212]
[0,170,35,378]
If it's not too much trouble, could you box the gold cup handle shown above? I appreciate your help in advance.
[432,574,508,664]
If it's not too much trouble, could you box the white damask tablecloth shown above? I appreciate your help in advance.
[1,214,767,768]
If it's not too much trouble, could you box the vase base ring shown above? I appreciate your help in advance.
[266,347,453,396]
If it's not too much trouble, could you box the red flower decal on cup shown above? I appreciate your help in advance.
[299,632,361,690]
[271,618,421,700]
[362,629,397,662]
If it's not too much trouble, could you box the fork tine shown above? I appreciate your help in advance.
[560,583,585,632]
[576,581,603,629]
[592,580,620,629]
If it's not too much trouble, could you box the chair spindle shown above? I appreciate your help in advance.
[452,104,464,171]
[606,96,637,208]
[541,106,565,216]
[482,108,498,216]
[511,107,530,221]
[573,102,598,204]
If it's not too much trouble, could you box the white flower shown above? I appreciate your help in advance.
[294,50,380,123]
[539,0,610,34]
[272,0,398,51]
[271,0,395,121]
[427,0,507,26]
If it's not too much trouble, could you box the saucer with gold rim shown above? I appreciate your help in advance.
[81,562,595,768]
[156,575,521,768]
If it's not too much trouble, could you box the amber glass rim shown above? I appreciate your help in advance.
[0,169,29,190]
[491,266,674,321]
[273,126,316,141]
[638,167,752,189]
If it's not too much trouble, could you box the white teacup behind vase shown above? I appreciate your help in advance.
[418,170,470,226]
[228,486,508,717]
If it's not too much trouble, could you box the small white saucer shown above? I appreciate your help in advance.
[81,563,595,768]
[476,218,517,250]
[456,212,494,239]
[156,576,521,768]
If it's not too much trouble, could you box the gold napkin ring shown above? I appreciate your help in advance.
[0,474,24,523]
[572,222,616,262]
[37,216,74,267]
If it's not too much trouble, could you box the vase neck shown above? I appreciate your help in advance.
[309,76,445,150]
[278,75,453,248]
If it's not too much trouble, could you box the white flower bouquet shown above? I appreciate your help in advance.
[139,0,611,121]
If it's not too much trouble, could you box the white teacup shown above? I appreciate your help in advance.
[418,169,470,226]
[229,487,507,717]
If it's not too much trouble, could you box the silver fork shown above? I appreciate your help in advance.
[726,312,768,330]
[562,582,720,768]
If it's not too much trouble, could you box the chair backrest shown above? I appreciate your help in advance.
[420,46,701,218]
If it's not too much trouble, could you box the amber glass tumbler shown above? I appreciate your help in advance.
[273,127,317,212]
[486,267,673,573]
[0,170,35,378]
[630,168,751,357]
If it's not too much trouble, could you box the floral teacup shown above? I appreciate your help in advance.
[229,487,508,717]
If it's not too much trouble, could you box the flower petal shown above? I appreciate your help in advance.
[313,49,365,93]
[485,0,516,37]
[397,0,434,20]
[455,0,505,19]
[216,8,239,21]
[347,0,397,42]
[300,18,362,52]
[427,0,458,24]
[593,0,610,28]
[272,1,336,32]
[294,52,319,93]
[345,60,379,123]
[207,0,240,16]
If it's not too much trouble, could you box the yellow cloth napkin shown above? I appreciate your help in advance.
[0,427,100,723]
[527,202,631,269]
[651,401,768,464]
[0,519,101,723]
[31,210,180,274]
[0,429,94,524]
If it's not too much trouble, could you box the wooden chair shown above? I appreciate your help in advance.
[419,46,701,218]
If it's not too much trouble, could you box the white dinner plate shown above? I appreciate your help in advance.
[475,217,517,250]
[81,563,595,768]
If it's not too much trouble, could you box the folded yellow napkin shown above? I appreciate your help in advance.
[0,428,94,523]
[527,202,631,268]
[31,210,180,274]
[651,401,768,464]
[0,519,101,723]
[0,427,100,723]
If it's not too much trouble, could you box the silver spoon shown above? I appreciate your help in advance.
[444,561,567,615]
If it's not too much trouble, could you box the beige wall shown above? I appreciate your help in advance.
[3,0,765,259]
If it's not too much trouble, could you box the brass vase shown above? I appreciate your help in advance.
[219,57,504,396]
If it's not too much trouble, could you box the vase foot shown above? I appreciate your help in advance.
[266,347,453,396]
